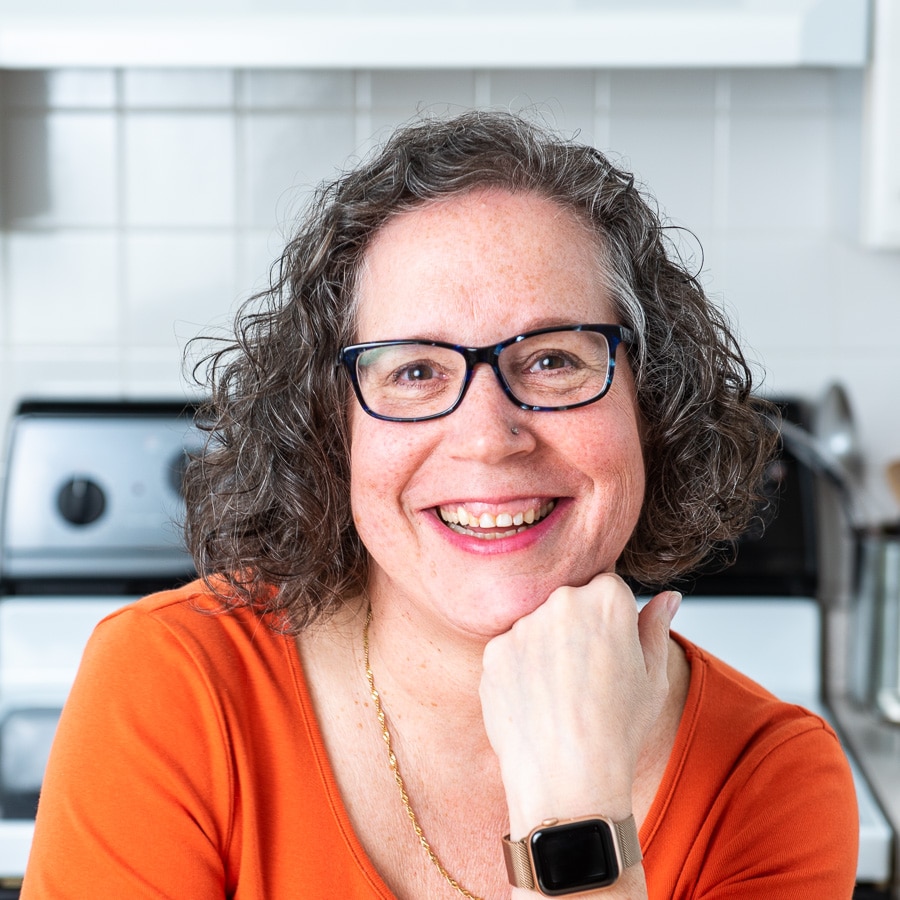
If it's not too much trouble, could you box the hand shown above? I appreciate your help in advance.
[479,573,680,835]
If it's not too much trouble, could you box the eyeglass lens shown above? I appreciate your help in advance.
[353,329,613,420]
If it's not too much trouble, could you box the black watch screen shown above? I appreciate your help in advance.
[530,818,620,895]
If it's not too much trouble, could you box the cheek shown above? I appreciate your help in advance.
[602,433,645,519]
[617,417,646,511]
[348,414,423,540]
[577,398,646,524]
[349,416,384,531]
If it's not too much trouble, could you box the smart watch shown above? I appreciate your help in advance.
[502,814,642,896]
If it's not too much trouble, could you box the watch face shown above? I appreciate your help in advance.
[530,818,620,895]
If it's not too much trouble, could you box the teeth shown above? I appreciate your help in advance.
[438,500,556,539]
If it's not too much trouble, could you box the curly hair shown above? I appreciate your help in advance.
[183,109,776,630]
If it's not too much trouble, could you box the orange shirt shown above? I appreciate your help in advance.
[22,582,858,899]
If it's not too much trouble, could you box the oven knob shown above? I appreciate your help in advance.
[57,477,106,526]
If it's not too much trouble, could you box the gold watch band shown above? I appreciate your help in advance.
[502,814,642,892]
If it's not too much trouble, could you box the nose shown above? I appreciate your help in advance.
[444,363,535,461]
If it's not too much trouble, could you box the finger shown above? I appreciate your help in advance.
[637,590,681,678]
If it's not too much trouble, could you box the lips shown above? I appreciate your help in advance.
[437,499,556,540]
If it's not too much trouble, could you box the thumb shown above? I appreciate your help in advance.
[637,590,682,676]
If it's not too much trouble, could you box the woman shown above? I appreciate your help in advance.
[23,111,858,899]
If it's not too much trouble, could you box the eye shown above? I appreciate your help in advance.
[525,351,580,373]
[392,362,440,383]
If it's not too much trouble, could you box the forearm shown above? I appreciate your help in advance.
[481,579,678,900]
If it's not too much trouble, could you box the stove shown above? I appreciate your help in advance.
[0,400,202,895]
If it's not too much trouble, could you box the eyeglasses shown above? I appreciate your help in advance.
[338,323,634,422]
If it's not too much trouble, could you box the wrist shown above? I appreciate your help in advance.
[505,779,634,841]
[503,813,643,896]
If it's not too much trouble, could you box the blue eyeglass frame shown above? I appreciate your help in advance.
[338,323,635,423]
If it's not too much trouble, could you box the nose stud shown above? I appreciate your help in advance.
[510,425,520,436]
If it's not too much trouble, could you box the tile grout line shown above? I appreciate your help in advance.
[354,70,373,155]
[592,69,611,151]
[712,70,731,233]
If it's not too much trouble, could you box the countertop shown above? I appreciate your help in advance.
[832,696,900,897]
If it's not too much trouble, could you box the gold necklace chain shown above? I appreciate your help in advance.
[363,606,485,900]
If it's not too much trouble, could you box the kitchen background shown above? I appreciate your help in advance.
[2,6,900,896]
[0,59,899,521]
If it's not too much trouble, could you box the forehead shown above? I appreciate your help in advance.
[354,188,614,343]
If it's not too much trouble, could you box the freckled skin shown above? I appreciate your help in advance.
[350,188,645,643]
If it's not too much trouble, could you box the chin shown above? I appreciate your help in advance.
[441,580,563,638]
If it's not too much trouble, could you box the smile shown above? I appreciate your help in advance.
[437,500,556,540]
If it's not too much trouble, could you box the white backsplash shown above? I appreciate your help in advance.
[1,67,899,519]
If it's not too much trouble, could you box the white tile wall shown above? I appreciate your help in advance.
[4,69,117,109]
[608,111,718,228]
[241,111,357,226]
[4,344,122,392]
[4,112,118,226]
[488,69,597,141]
[238,70,355,110]
[719,234,837,353]
[1,66,899,520]
[123,232,239,347]
[727,113,832,230]
[7,232,120,345]
[122,69,234,108]
[728,69,834,113]
[123,113,236,227]
[368,70,478,110]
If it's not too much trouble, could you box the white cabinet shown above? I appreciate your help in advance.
[0,0,872,70]
[862,0,900,247]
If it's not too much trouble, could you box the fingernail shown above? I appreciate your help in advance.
[666,591,683,617]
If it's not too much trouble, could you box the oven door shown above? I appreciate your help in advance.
[0,596,129,889]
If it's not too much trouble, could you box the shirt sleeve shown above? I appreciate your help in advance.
[690,719,859,899]
[21,605,234,899]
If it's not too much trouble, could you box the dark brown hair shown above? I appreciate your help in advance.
[184,109,776,630]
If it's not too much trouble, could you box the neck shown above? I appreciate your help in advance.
[362,587,496,757]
